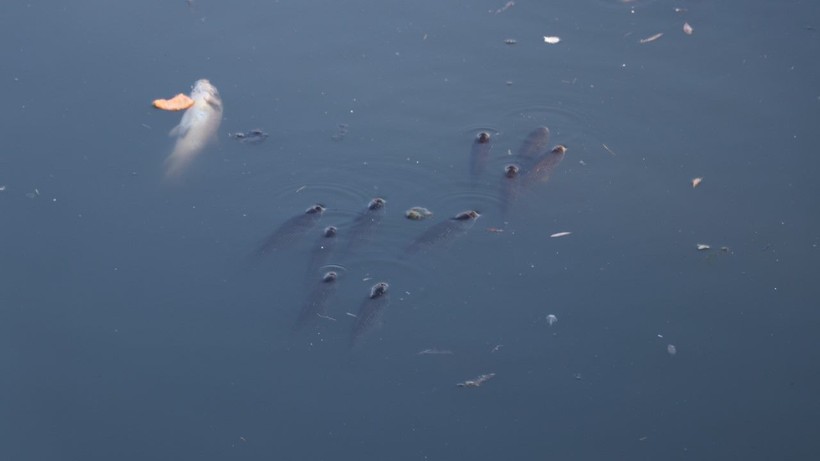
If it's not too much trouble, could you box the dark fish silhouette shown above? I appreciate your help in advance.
[255,204,326,256]
[294,271,339,331]
[305,226,338,280]
[521,145,567,187]
[499,163,521,216]
[516,126,551,164]
[342,198,386,255]
[469,131,492,178]
[229,129,269,144]
[350,282,390,347]
[404,210,481,256]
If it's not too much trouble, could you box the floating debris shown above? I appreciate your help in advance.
[331,123,349,141]
[486,227,505,233]
[602,143,617,156]
[667,344,677,356]
[417,348,453,355]
[683,22,694,35]
[639,32,664,44]
[546,314,558,326]
[494,0,514,14]
[504,38,518,45]
[543,36,561,44]
[691,177,703,188]
[25,188,40,199]
[152,93,194,111]
[696,243,711,251]
[720,246,730,253]
[228,129,268,144]
[550,231,572,238]
[457,373,496,388]
[405,206,433,221]
[0,185,6,192]
[491,344,503,353]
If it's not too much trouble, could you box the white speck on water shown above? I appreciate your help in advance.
[667,344,677,356]
[546,314,558,326]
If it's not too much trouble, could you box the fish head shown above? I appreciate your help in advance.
[551,144,567,154]
[367,197,386,211]
[369,282,389,299]
[476,132,491,144]
[453,210,480,221]
[305,204,326,215]
[323,226,337,238]
[190,79,222,109]
[322,271,338,283]
[504,164,520,178]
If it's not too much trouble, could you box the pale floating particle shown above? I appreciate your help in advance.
[550,231,572,238]
[674,7,688,13]
[456,372,495,388]
[417,348,453,355]
[720,246,730,252]
[667,344,677,356]
[602,143,617,156]
[494,1,515,14]
[546,314,558,326]
[491,344,503,353]
[691,177,703,188]
[486,227,504,233]
[696,243,711,251]
[504,38,517,45]
[639,32,664,44]
[0,185,6,191]
[543,36,561,44]
[683,22,694,35]
[345,312,357,318]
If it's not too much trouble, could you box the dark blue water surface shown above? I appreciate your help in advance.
[2,1,819,460]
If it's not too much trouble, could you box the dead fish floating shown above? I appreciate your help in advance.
[165,79,223,178]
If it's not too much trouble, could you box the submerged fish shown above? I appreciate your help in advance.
[305,226,338,280]
[499,163,521,216]
[516,126,551,164]
[469,131,492,178]
[404,210,481,256]
[350,282,390,347]
[342,198,386,255]
[520,144,568,187]
[255,204,326,256]
[294,271,339,331]
[165,79,223,178]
